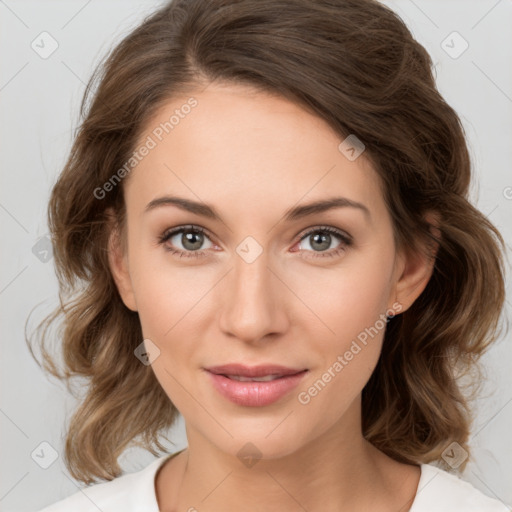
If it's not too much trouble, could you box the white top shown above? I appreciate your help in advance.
[37,452,508,512]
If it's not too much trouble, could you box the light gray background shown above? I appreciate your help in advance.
[1,1,511,511]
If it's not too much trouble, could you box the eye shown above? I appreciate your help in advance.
[157,225,215,259]
[157,224,352,260]
[292,226,352,259]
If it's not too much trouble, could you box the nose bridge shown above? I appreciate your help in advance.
[218,240,287,341]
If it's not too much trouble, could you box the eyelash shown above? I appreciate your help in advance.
[157,224,353,260]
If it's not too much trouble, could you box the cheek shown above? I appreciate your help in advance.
[293,250,393,408]
[292,248,394,346]
[295,283,387,423]
[129,265,204,412]
[130,244,209,338]
[129,247,207,361]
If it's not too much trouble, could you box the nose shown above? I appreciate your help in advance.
[218,249,289,344]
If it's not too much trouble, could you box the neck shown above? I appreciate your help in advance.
[156,400,420,511]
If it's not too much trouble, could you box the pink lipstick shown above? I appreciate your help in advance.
[204,364,308,407]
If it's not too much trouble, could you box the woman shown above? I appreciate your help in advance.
[30,0,508,510]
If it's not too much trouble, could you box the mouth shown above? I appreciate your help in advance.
[205,363,308,379]
[220,374,294,382]
[204,364,309,407]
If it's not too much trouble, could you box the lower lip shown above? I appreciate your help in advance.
[206,370,308,407]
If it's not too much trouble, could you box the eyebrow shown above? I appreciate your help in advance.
[144,195,371,222]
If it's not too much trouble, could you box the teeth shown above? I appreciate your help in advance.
[225,374,282,382]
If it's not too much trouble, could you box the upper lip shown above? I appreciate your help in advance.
[205,364,307,378]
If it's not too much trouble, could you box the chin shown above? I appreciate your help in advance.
[205,418,314,462]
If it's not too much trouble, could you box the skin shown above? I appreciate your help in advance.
[108,82,437,512]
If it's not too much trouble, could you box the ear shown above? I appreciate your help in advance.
[391,212,440,313]
[106,208,138,312]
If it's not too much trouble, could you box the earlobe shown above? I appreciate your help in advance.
[393,212,440,313]
[106,211,138,312]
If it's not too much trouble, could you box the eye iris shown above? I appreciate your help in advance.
[182,231,203,251]
[310,232,331,251]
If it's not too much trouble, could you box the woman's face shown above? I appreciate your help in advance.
[109,82,430,460]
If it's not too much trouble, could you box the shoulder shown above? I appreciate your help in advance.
[35,455,171,512]
[410,463,509,512]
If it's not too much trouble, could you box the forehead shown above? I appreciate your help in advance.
[124,83,386,225]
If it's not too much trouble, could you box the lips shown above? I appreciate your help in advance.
[204,364,308,407]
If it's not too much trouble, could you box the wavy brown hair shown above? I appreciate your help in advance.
[26,0,507,484]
